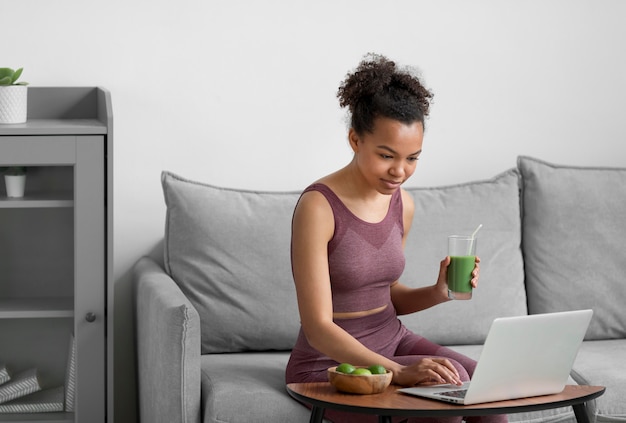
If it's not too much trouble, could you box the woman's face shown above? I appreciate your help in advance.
[349,116,424,194]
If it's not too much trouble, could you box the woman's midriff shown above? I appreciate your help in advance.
[333,304,387,320]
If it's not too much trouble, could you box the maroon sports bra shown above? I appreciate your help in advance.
[301,183,406,313]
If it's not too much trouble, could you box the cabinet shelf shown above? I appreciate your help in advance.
[0,118,106,136]
[0,193,73,208]
[0,298,73,319]
[0,412,73,422]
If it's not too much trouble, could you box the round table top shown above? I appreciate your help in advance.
[286,383,605,418]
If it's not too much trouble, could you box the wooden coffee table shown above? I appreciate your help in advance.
[286,383,605,423]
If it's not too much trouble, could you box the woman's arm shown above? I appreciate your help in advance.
[391,189,479,315]
[292,191,396,368]
[391,255,481,315]
[390,258,451,315]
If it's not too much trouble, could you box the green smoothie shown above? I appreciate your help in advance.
[447,255,475,293]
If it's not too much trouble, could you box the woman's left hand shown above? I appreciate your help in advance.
[436,256,481,299]
[470,256,481,288]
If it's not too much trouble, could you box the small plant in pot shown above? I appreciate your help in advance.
[2,166,27,198]
[0,67,28,124]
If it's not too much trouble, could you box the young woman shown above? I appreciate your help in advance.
[285,54,507,423]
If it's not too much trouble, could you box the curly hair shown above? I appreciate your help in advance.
[337,53,433,135]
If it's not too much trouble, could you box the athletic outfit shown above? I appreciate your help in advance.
[285,183,506,423]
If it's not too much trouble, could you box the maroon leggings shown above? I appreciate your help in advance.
[286,303,508,423]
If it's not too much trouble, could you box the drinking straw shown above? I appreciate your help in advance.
[471,224,483,239]
[468,224,482,255]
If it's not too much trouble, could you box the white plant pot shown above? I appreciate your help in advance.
[0,85,28,124]
[5,174,26,198]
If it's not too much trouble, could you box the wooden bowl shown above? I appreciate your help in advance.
[327,366,392,395]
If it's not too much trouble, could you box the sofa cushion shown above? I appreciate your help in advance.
[570,339,626,423]
[199,352,314,423]
[518,156,626,340]
[399,169,527,345]
[162,171,301,353]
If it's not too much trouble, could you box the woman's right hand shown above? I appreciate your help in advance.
[392,357,463,386]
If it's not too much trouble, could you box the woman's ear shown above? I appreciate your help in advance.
[348,128,360,153]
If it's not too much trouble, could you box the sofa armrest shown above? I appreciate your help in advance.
[133,256,201,423]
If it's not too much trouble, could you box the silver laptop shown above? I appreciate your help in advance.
[399,309,593,405]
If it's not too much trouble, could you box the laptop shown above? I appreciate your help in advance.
[398,309,593,405]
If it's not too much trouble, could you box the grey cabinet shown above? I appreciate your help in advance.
[0,88,112,423]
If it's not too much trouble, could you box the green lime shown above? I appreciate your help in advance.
[352,368,372,376]
[368,364,387,375]
[336,363,356,374]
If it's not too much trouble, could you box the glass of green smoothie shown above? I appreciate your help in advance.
[447,235,477,300]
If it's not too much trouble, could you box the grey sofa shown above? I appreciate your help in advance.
[133,156,626,423]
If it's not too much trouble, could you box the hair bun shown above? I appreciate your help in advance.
[337,53,433,134]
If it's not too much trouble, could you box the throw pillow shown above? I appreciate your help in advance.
[162,171,301,353]
[399,169,527,345]
[518,156,626,340]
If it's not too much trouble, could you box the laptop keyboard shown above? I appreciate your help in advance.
[438,389,468,399]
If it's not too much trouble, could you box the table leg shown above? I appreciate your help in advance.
[378,416,392,423]
[572,403,591,423]
[309,405,325,423]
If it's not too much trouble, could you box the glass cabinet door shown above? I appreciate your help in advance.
[0,135,105,423]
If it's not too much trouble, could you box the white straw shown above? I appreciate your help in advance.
[471,224,483,239]
[468,224,482,255]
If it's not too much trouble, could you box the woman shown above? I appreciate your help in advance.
[286,54,506,423]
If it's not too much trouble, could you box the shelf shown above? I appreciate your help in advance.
[0,119,106,136]
[0,412,73,422]
[0,298,73,319]
[0,87,110,137]
[0,193,73,208]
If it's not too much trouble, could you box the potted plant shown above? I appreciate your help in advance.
[0,67,28,124]
[2,166,27,198]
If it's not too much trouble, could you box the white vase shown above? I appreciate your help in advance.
[5,174,26,198]
[0,85,28,124]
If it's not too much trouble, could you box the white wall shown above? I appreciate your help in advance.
[3,1,626,421]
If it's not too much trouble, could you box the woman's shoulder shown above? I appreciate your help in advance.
[300,172,343,201]
[295,173,346,226]
[293,183,336,241]
[399,188,415,234]
[296,183,334,217]
[399,187,415,211]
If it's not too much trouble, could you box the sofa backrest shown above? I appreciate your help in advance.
[518,156,626,341]
[161,157,625,354]
[161,167,527,353]
[162,171,301,354]
[399,168,527,345]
